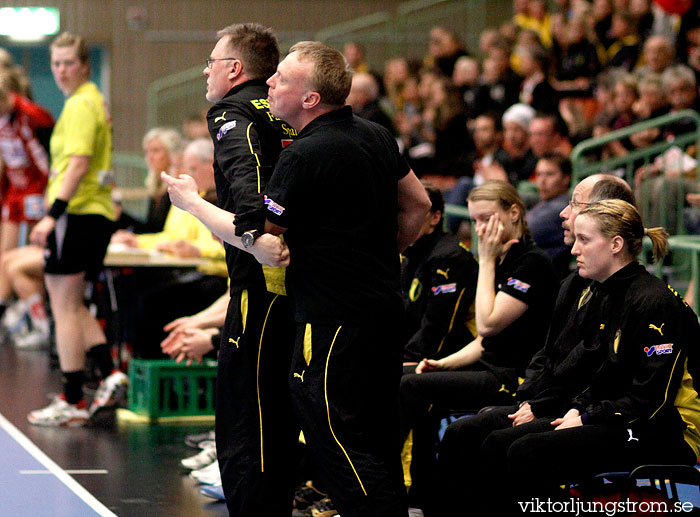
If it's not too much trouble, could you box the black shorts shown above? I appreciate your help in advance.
[44,213,115,281]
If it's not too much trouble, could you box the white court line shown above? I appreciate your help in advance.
[20,470,109,475]
[0,412,117,517]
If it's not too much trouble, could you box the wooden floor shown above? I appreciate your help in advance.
[0,341,229,517]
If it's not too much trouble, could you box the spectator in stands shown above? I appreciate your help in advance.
[479,27,502,57]
[426,26,469,77]
[516,42,560,113]
[604,72,639,156]
[182,109,210,140]
[611,72,639,130]
[551,14,601,96]
[452,56,480,116]
[632,72,669,120]
[115,127,184,234]
[346,72,395,134]
[28,32,122,427]
[383,57,411,113]
[514,0,554,48]
[343,41,371,74]
[635,65,699,231]
[394,75,426,155]
[529,112,573,159]
[591,68,626,143]
[346,41,387,101]
[499,103,539,185]
[604,9,642,71]
[112,138,228,358]
[636,34,675,75]
[416,76,471,183]
[621,72,668,153]
[526,154,572,275]
[682,18,700,77]
[469,113,509,185]
[400,181,558,515]
[444,113,510,223]
[593,0,615,49]
[629,0,654,41]
[0,71,53,281]
[661,63,700,138]
[473,41,522,118]
[401,183,479,366]
[499,21,520,49]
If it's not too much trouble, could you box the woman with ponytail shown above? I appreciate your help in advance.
[485,199,700,510]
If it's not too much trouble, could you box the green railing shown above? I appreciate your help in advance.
[572,110,700,313]
[112,152,150,220]
[571,109,700,183]
[666,235,700,313]
[570,109,700,235]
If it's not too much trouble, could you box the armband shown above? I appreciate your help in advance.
[48,199,68,219]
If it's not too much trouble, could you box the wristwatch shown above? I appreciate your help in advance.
[242,230,260,249]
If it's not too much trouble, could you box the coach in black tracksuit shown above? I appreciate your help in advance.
[263,42,431,517]
[203,24,297,516]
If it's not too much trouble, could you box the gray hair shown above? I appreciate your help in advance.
[185,138,214,163]
[662,64,696,90]
[142,127,186,160]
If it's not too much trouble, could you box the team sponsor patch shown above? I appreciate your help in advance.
[432,283,457,295]
[507,277,530,293]
[264,195,285,216]
[216,120,237,140]
[644,343,673,357]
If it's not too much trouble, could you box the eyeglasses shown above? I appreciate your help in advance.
[569,199,594,209]
[206,58,238,69]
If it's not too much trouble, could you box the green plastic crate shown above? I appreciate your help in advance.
[128,359,217,420]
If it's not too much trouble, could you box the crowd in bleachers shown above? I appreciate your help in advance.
[4,1,700,516]
[343,0,700,245]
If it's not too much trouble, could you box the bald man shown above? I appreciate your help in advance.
[424,174,636,515]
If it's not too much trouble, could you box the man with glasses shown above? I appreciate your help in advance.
[200,23,297,516]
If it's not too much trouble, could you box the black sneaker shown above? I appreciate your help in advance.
[185,429,215,448]
[307,497,338,517]
[293,480,327,510]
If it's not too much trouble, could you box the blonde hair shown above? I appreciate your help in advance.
[467,180,530,239]
[579,199,668,262]
[289,41,352,107]
[142,127,186,196]
[51,32,90,65]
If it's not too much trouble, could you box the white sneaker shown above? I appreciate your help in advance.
[408,509,425,517]
[197,439,216,450]
[190,460,221,485]
[3,300,28,335]
[14,326,49,350]
[89,370,129,417]
[27,395,89,427]
[181,444,217,470]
